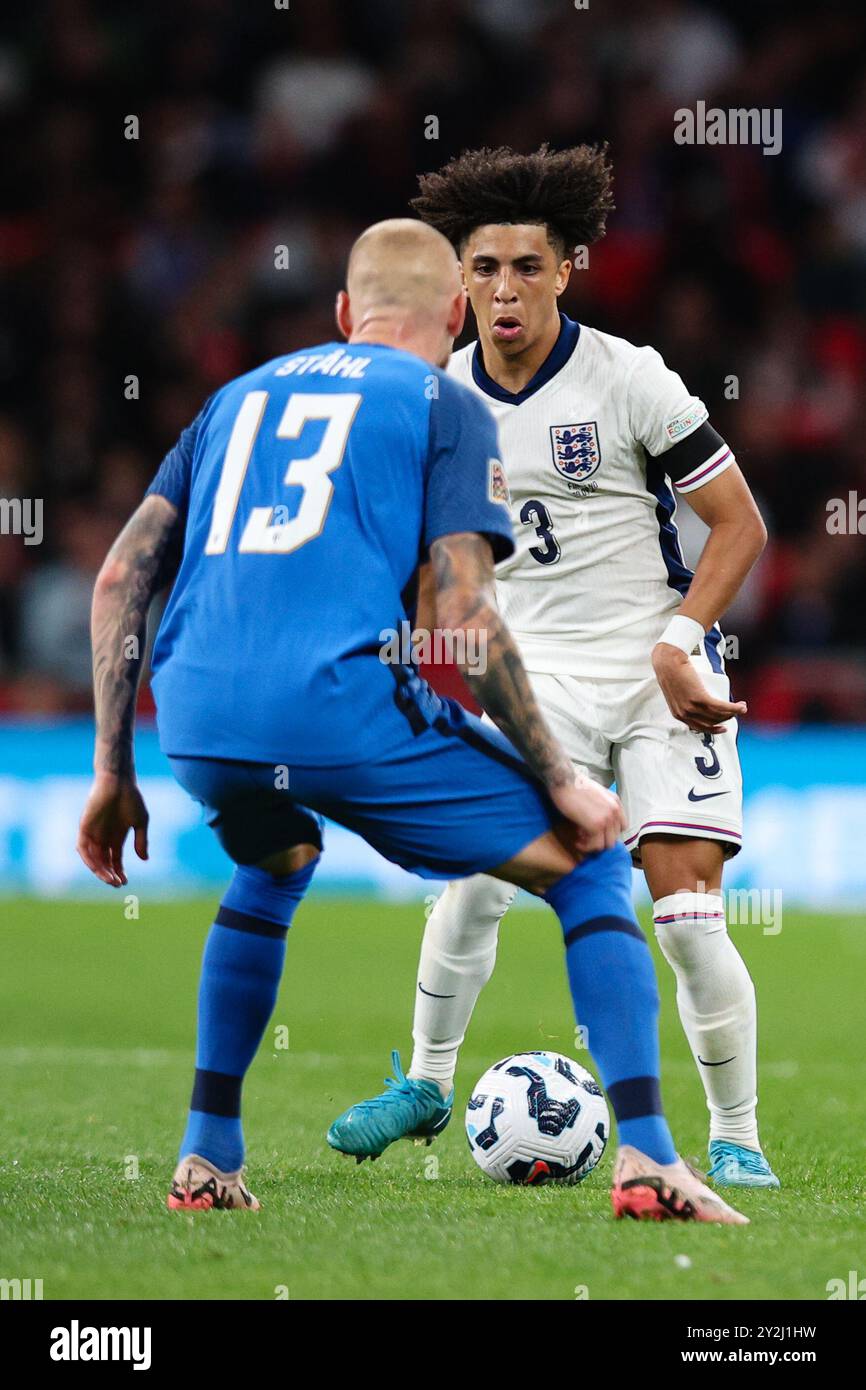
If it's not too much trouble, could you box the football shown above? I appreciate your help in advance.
[465,1050,609,1185]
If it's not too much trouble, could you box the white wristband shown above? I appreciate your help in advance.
[658,614,705,656]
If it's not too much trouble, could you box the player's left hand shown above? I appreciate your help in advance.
[652,642,747,733]
[77,774,150,887]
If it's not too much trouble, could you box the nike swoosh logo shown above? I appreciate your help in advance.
[418,983,456,999]
[698,1055,736,1066]
[688,788,730,802]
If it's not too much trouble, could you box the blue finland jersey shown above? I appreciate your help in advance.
[146,342,513,766]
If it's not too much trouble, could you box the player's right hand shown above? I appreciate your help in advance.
[550,773,626,854]
[653,643,747,733]
[77,774,150,888]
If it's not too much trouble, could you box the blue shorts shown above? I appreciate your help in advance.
[169,697,556,879]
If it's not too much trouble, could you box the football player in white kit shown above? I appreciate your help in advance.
[328,145,778,1189]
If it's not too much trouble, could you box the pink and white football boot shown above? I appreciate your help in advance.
[611,1145,748,1224]
[167,1154,260,1212]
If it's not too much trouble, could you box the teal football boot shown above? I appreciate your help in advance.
[327,1050,453,1162]
[708,1139,781,1188]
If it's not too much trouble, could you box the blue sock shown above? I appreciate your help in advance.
[179,859,317,1172]
[544,844,677,1165]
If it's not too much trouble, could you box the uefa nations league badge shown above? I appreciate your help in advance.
[550,422,601,482]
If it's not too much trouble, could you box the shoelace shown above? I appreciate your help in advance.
[723,1147,768,1173]
[709,1143,770,1178]
[352,1050,429,1118]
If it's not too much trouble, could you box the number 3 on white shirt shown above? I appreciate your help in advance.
[205,391,362,555]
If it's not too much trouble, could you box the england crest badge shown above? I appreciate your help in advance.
[488,457,511,508]
[550,422,601,482]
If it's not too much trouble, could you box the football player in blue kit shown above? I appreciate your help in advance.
[77,218,745,1224]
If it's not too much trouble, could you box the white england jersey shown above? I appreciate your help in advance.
[448,316,734,679]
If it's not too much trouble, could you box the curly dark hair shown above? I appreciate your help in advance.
[411,143,615,257]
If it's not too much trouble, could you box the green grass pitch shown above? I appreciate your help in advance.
[0,895,863,1301]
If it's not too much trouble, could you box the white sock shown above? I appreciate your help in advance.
[653,891,761,1150]
[409,874,516,1094]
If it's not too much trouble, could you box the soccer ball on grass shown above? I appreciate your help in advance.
[465,1050,609,1185]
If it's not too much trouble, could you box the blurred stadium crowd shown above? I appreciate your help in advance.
[1,0,865,721]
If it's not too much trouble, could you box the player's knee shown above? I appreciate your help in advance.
[441,874,516,923]
[652,891,728,964]
[222,857,318,931]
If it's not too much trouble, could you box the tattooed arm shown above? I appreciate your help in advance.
[78,495,184,886]
[412,559,437,637]
[430,532,624,851]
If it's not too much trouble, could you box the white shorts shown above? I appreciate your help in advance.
[519,658,743,864]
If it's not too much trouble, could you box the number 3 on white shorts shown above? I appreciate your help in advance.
[205,390,362,555]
